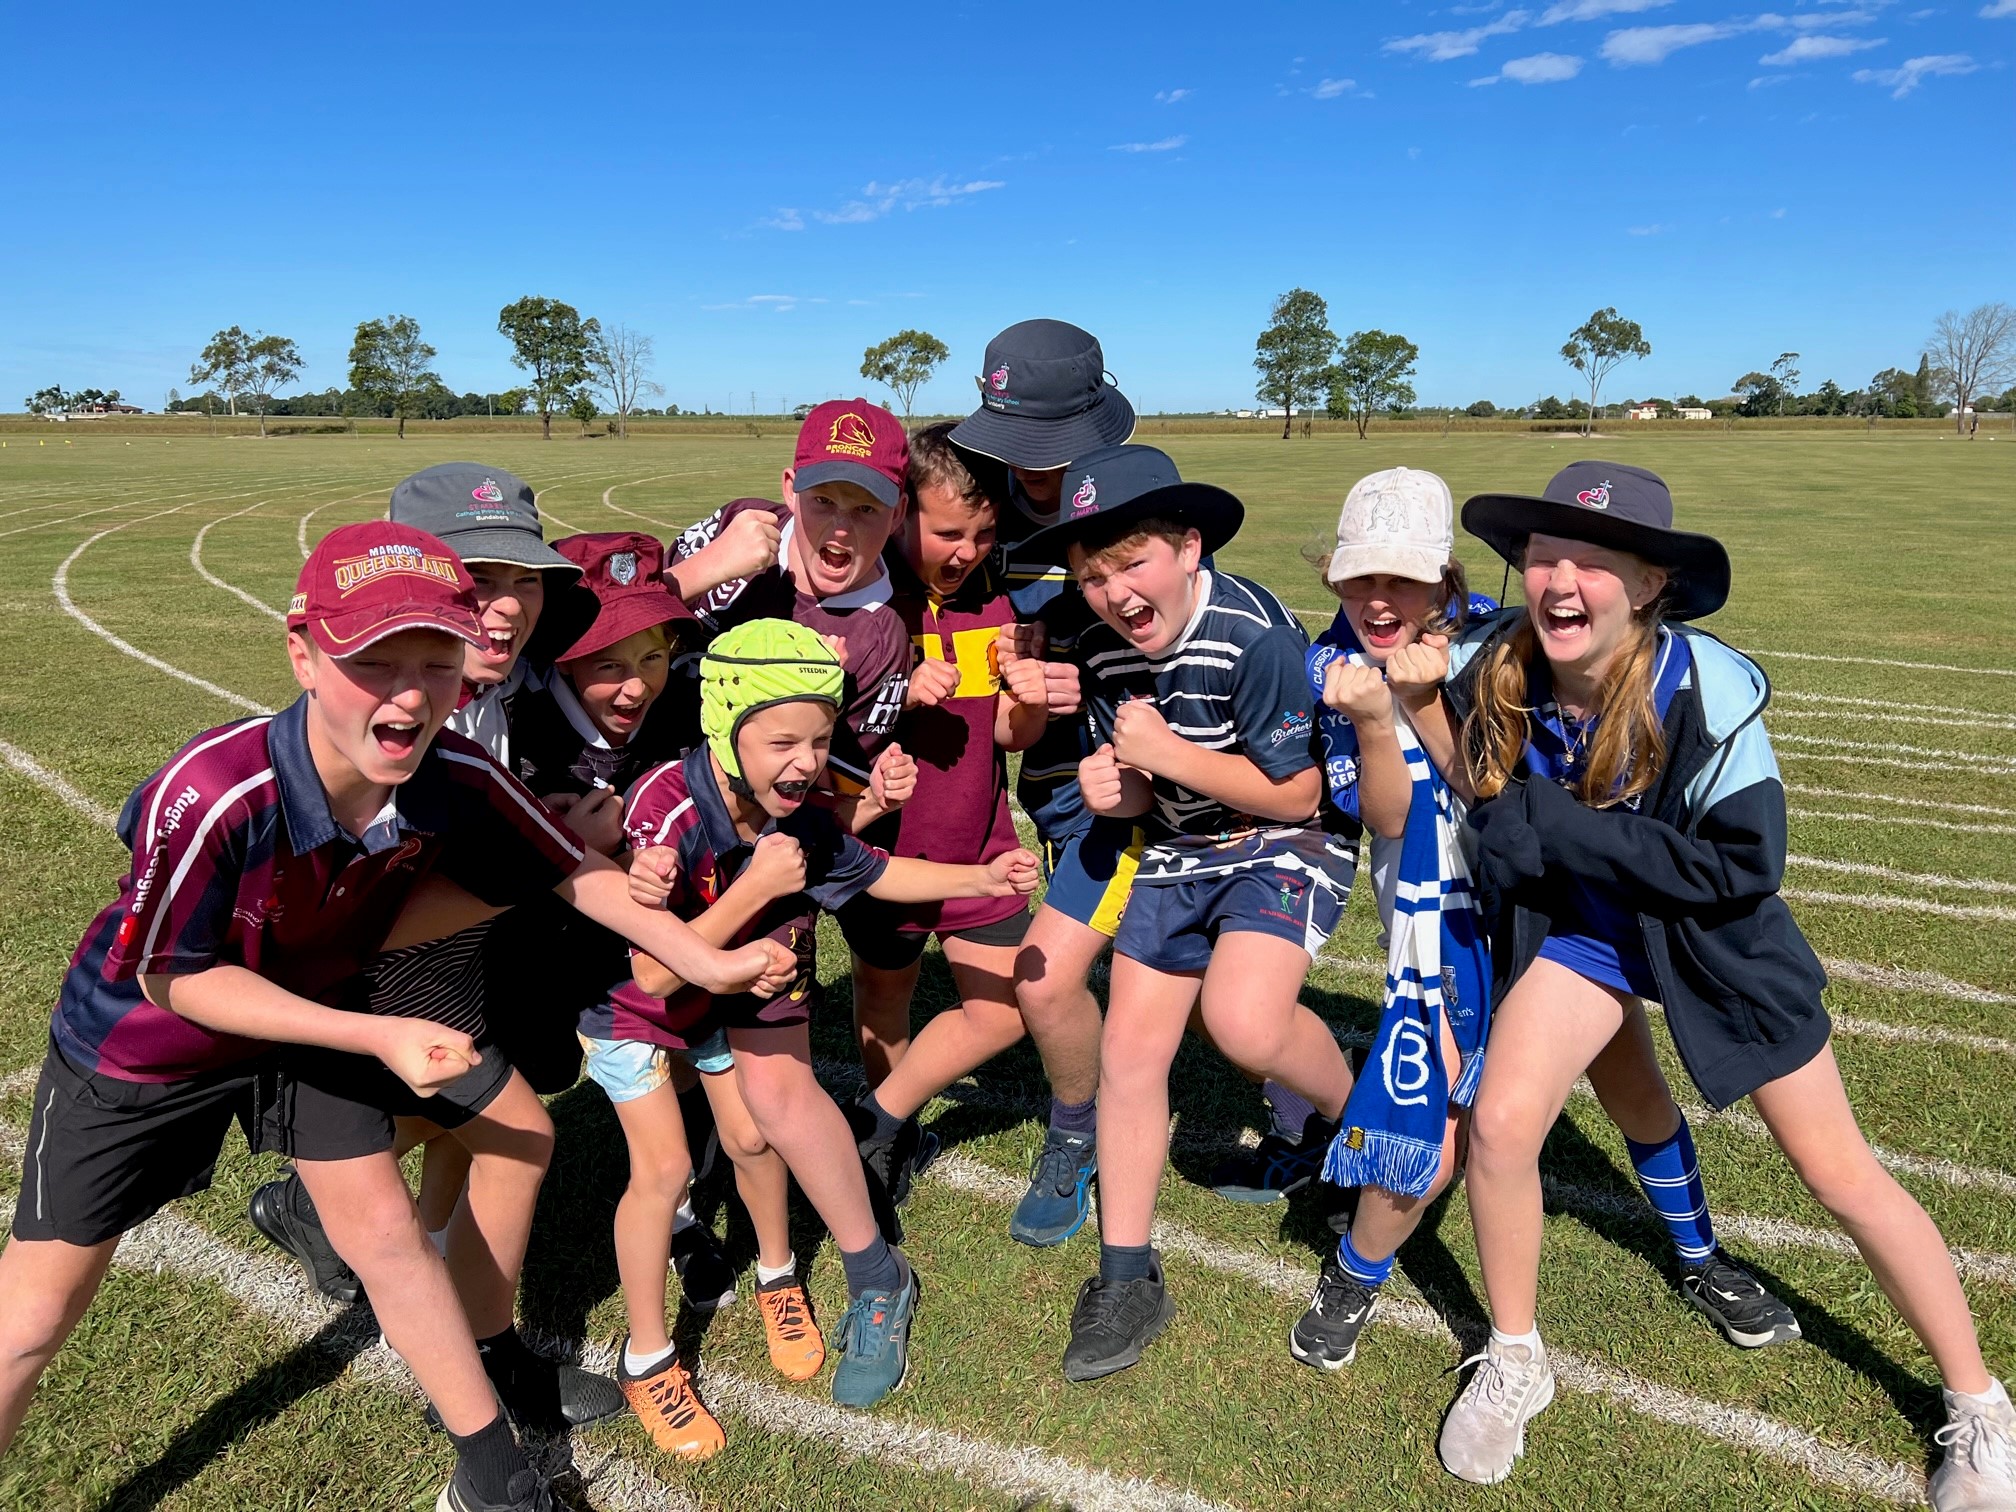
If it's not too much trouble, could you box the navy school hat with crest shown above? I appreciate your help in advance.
[1461,460,1731,621]
[947,319,1137,471]
[1017,443,1244,560]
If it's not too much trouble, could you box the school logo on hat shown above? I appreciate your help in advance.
[1575,482,1612,510]
[609,550,638,586]
[471,478,505,504]
[289,521,485,657]
[331,543,463,597]
[988,363,1011,394]
[1070,476,1098,514]
[826,411,878,458]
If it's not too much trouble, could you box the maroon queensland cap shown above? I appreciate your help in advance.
[288,522,486,657]
[792,398,909,509]
[550,531,696,661]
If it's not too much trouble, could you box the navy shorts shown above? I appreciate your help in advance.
[1038,818,1146,939]
[1113,865,1346,974]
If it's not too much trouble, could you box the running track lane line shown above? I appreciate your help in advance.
[190,503,285,620]
[53,503,275,716]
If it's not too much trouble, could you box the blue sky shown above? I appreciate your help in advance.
[3,0,2007,414]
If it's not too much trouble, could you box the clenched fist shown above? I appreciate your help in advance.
[907,654,961,708]
[1079,743,1129,815]
[1110,696,1179,774]
[743,831,807,901]
[708,937,797,999]
[986,847,1043,896]
[997,621,1047,664]
[1322,657,1393,727]
[373,1017,480,1098]
[549,785,625,854]
[1000,653,1048,708]
[713,507,785,583]
[871,742,917,810]
[1384,632,1450,709]
[628,845,680,907]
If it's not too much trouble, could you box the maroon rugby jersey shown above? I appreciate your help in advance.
[53,697,585,1082]
[671,498,909,790]
[877,553,1024,935]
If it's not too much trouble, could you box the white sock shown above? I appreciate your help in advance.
[671,1198,697,1234]
[427,1226,450,1256]
[755,1254,797,1286]
[1490,1324,1544,1354]
[1947,1378,2010,1411]
[622,1338,678,1377]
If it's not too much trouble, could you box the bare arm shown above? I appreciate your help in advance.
[557,850,792,997]
[865,848,1041,905]
[1322,659,1410,839]
[632,868,780,997]
[1148,744,1322,823]
[993,653,1050,752]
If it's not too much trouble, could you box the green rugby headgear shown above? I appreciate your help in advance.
[700,619,845,794]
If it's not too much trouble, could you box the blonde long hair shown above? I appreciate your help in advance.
[1465,595,1671,808]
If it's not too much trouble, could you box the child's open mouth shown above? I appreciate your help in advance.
[372,720,422,758]
[817,544,853,576]
[474,628,517,666]
[1543,604,1590,642]
[1117,603,1156,638]
[1360,612,1404,650]
[605,702,646,730]
[771,779,811,805]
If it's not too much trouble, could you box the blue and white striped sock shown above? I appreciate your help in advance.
[1626,1119,1716,1266]
[1336,1228,1396,1289]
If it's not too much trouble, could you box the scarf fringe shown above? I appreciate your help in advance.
[1322,1129,1445,1199]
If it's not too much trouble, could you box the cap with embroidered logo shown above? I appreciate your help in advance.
[792,399,909,510]
[288,522,487,656]
[948,319,1136,471]
[387,462,578,575]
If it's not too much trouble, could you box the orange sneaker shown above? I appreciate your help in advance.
[618,1344,725,1461]
[757,1273,826,1381]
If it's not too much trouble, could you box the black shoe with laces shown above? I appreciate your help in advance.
[1062,1251,1177,1382]
[435,1465,556,1512]
[473,1330,626,1432]
[1207,1113,1340,1204]
[1289,1255,1380,1370]
[855,1110,927,1209]
[1680,1246,1802,1349]
[248,1167,363,1305]
[671,1219,738,1312]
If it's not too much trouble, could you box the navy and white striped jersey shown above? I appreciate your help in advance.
[1080,570,1351,886]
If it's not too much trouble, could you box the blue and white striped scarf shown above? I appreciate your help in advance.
[1322,681,1493,1199]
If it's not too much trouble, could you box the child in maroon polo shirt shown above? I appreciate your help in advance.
[839,423,1054,1200]
[0,524,792,1512]
[667,398,919,829]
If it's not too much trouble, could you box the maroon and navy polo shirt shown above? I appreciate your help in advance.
[583,749,887,1049]
[52,696,586,1083]
[671,498,909,791]
[873,553,1024,936]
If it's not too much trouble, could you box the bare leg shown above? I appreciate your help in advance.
[1013,905,1108,1108]
[1584,1001,1686,1146]
[1094,955,1199,1247]
[702,1066,794,1272]
[609,1081,695,1356]
[1750,1045,1991,1393]
[0,1235,118,1453]
[870,937,1028,1122]
[852,955,923,1089]
[1195,933,1352,1120]
[296,1153,498,1434]
[1465,958,1632,1336]
[729,1025,880,1253]
[1346,1014,1466,1263]
[440,1073,554,1339]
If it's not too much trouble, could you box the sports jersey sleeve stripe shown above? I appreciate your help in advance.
[142,719,273,843]
[134,767,275,968]
[438,749,586,863]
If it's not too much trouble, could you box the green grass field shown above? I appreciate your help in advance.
[0,430,2010,1510]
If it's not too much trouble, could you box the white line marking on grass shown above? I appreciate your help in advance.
[1821,957,2016,1007]
[190,504,285,620]
[55,512,275,717]
[598,472,721,534]
[1789,855,2016,897]
[1828,1013,2016,1059]
[1785,888,2016,923]
[0,739,120,828]
[1756,649,2016,679]
[1775,708,2016,735]
[1795,808,2016,838]
[1774,733,2016,773]
[927,1153,1925,1507]
[1776,692,2016,725]
[1787,784,2016,820]
[0,489,257,542]
[297,491,383,559]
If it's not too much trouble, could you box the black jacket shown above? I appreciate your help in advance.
[1446,610,1829,1108]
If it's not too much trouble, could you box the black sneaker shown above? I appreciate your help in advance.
[1062,1252,1177,1382]
[671,1219,738,1312]
[1207,1113,1339,1205]
[1680,1247,1802,1349]
[435,1466,556,1512]
[856,1111,928,1209]
[1289,1256,1379,1370]
[476,1330,626,1431]
[248,1168,362,1305]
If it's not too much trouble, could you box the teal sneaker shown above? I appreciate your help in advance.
[831,1261,919,1409]
[1010,1130,1096,1247]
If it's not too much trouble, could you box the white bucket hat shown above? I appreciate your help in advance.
[1326,466,1454,585]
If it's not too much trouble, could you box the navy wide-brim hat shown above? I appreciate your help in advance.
[948,318,1137,471]
[1018,443,1244,560]
[1462,460,1731,621]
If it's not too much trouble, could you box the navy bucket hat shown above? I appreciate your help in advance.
[948,319,1137,471]
[1018,443,1243,560]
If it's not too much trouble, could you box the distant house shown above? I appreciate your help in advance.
[1627,401,1661,421]
[1677,406,1712,421]
[1234,409,1254,419]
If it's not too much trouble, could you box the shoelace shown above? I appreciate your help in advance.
[642,1366,704,1431]
[839,1293,895,1358]
[1696,1253,1764,1301]
[1455,1349,1535,1427]
[1313,1270,1371,1321]
[1031,1138,1087,1198]
[762,1286,813,1342]
[1078,1276,1157,1335]
[1936,1406,2016,1479]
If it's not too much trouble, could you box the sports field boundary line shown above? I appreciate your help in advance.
[598,470,727,534]
[0,740,120,829]
[1787,785,2016,820]
[1782,888,2016,924]
[1775,691,2016,726]
[190,503,286,620]
[1794,808,2016,838]
[1775,709,2016,735]
[1774,733,2016,772]
[1787,855,2016,897]
[0,484,268,543]
[1820,957,2016,1007]
[1753,649,2016,679]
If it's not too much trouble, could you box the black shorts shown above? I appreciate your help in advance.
[12,1036,261,1247]
[839,898,1033,972]
[248,1038,515,1163]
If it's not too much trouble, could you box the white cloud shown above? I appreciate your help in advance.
[1761,32,1884,60]
[1506,49,1587,78]
[758,208,804,232]
[1748,71,1793,85]
[1601,21,1742,63]
[1771,206,1787,217]
[1538,0,1671,21]
[810,176,1005,224]
[1154,87,1192,102]
[1109,135,1189,152]
[1313,76,1358,96]
[1386,9,1530,59]
[1852,50,1977,93]
[1983,0,2016,15]
[703,294,825,312]
[1628,222,1668,234]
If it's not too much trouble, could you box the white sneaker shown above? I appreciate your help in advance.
[1931,1385,2016,1512]
[1438,1334,1556,1484]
